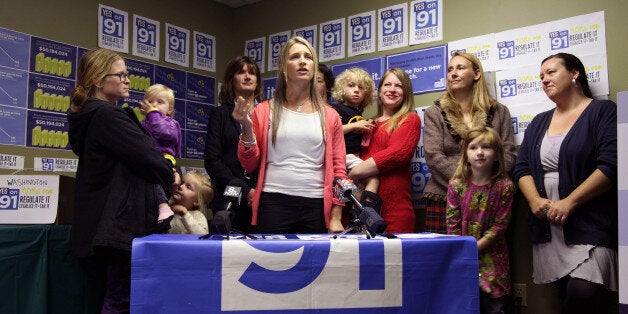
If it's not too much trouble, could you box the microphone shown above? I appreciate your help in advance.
[223,179,244,212]
[334,178,387,235]
[210,178,244,236]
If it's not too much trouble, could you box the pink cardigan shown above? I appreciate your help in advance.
[237,100,347,227]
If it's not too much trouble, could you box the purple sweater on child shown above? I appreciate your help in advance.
[141,110,182,158]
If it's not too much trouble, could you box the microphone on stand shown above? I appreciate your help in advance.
[209,179,243,238]
[333,178,388,238]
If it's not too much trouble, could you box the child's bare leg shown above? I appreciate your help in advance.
[158,202,174,221]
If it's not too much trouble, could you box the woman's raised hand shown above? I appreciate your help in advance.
[232,96,253,128]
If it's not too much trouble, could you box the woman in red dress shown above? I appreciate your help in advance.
[348,68,421,233]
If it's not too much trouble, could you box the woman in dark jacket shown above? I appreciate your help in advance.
[204,56,262,233]
[67,48,174,313]
[512,53,617,313]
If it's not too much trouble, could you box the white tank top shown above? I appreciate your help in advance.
[263,107,325,198]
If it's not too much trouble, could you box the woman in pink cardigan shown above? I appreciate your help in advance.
[233,36,346,234]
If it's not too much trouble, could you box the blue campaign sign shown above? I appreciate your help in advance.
[413,0,438,28]
[185,100,212,131]
[27,73,73,113]
[386,45,447,94]
[26,111,70,150]
[294,27,316,48]
[135,17,158,48]
[174,99,186,130]
[245,39,264,65]
[29,37,77,79]
[167,26,187,54]
[331,57,385,89]
[125,58,154,93]
[497,40,515,59]
[184,129,206,159]
[0,67,28,108]
[499,79,518,98]
[101,7,125,39]
[0,105,26,146]
[268,32,289,71]
[263,77,277,100]
[549,30,570,50]
[0,188,20,210]
[0,27,30,71]
[186,72,215,104]
[154,65,186,98]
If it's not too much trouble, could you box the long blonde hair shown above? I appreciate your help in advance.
[452,127,507,184]
[271,36,325,146]
[438,51,496,134]
[71,48,123,111]
[177,171,214,219]
[377,68,415,133]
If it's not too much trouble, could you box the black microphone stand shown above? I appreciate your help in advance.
[333,193,375,239]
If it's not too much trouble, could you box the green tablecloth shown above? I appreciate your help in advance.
[0,225,100,314]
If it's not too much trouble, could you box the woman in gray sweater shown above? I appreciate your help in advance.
[423,51,515,234]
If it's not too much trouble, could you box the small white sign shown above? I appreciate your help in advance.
[0,154,25,170]
[33,157,78,172]
[0,175,59,224]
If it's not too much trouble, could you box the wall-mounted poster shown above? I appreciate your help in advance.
[132,15,160,61]
[378,3,408,51]
[409,0,443,45]
[98,4,129,53]
[193,31,216,72]
[165,23,190,67]
[245,37,265,74]
[319,18,346,62]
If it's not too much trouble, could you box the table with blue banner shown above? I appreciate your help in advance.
[131,233,479,314]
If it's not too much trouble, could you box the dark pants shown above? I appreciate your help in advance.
[78,247,131,314]
[480,291,508,314]
[257,192,326,234]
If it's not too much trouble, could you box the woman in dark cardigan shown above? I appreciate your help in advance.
[204,55,262,233]
[512,53,617,314]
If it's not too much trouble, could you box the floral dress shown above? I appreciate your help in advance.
[446,178,515,298]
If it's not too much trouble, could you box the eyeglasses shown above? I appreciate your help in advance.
[104,72,130,81]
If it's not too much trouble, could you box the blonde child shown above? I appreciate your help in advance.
[168,171,213,234]
[446,126,515,314]
[141,84,182,222]
[330,68,380,212]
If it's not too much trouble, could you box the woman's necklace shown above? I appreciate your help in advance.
[296,102,304,112]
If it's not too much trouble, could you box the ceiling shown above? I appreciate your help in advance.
[213,0,262,8]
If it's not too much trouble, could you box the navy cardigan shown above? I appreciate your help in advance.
[512,99,617,248]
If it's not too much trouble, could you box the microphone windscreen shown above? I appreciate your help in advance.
[210,210,233,235]
[359,206,387,234]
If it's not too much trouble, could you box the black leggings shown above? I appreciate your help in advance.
[554,276,616,314]
[257,192,326,234]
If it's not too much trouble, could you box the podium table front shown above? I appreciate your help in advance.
[131,234,479,313]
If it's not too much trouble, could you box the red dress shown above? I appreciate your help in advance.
[362,113,421,232]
